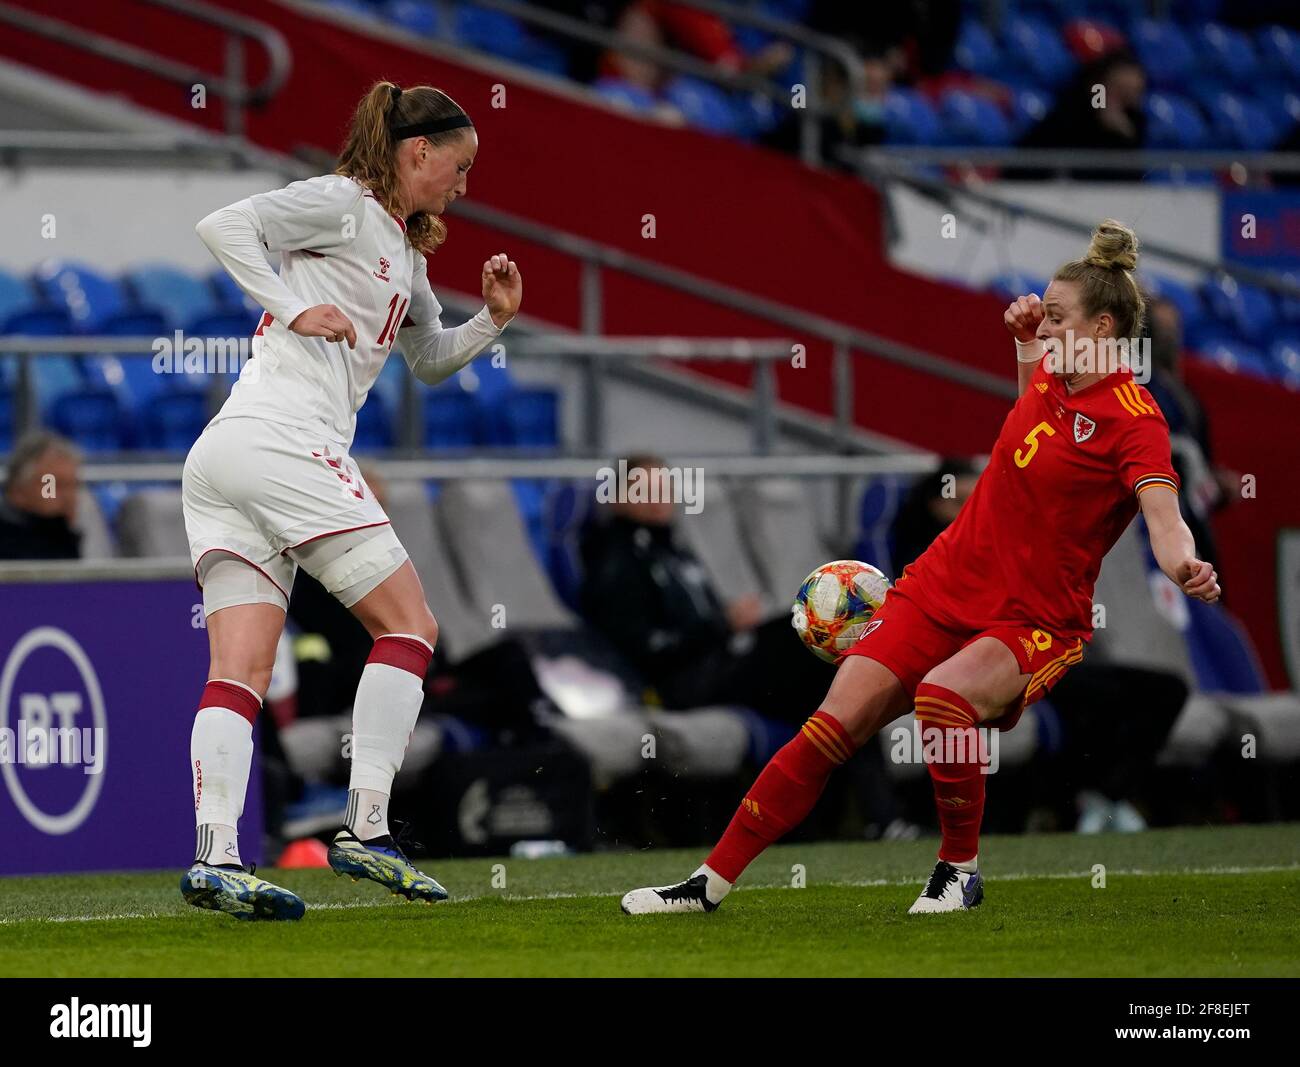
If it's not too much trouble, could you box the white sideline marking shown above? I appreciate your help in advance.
[1,863,1295,926]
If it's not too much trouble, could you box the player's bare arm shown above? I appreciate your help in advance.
[1005,292,1044,396]
[1139,484,1221,603]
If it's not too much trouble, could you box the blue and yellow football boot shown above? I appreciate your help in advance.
[327,825,448,904]
[180,863,306,921]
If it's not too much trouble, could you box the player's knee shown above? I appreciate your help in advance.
[409,608,438,651]
[208,661,272,699]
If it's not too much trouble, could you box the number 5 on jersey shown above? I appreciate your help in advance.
[1015,421,1056,468]
[377,293,409,351]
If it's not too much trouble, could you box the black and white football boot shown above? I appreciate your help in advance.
[621,873,721,915]
[908,859,984,914]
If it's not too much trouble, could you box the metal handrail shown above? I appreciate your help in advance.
[859,152,1300,301]
[11,453,941,485]
[855,145,1300,176]
[0,0,291,136]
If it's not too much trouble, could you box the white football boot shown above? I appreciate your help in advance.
[908,860,984,914]
[621,873,721,914]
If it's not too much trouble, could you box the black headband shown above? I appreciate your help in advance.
[390,114,474,140]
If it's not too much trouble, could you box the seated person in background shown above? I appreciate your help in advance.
[578,453,835,722]
[890,459,1186,833]
[0,430,83,560]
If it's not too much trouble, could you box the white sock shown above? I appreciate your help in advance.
[346,788,391,840]
[347,634,432,841]
[950,855,979,873]
[191,681,259,866]
[694,864,733,904]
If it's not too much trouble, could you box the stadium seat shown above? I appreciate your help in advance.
[663,77,741,136]
[1141,273,1207,333]
[1194,339,1273,379]
[541,478,596,611]
[511,477,550,565]
[382,0,438,37]
[137,388,209,451]
[1195,23,1258,88]
[434,478,576,631]
[33,261,166,335]
[1009,86,1051,138]
[73,485,115,559]
[207,268,257,315]
[423,385,480,448]
[1256,25,1300,85]
[505,386,560,447]
[732,477,834,606]
[939,89,1012,147]
[1145,92,1210,150]
[987,271,1050,300]
[1268,336,1300,378]
[384,479,499,662]
[676,478,771,615]
[0,388,13,452]
[953,19,1002,79]
[116,487,188,556]
[46,387,131,451]
[1062,18,1128,63]
[1200,275,1277,345]
[352,389,395,451]
[882,88,944,146]
[1001,16,1076,88]
[1131,19,1197,91]
[1200,91,1280,149]
[1184,598,1267,695]
[592,78,660,116]
[126,265,219,331]
[855,474,911,578]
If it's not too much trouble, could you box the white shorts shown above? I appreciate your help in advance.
[182,416,392,603]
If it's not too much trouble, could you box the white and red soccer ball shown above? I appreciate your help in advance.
[790,559,891,663]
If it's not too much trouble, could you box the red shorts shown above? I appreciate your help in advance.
[840,585,1085,731]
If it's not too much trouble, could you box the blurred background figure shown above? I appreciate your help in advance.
[0,429,82,560]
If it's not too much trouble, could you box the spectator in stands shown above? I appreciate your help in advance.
[0,430,82,560]
[889,457,1186,833]
[762,46,892,170]
[806,0,960,80]
[1014,49,1148,180]
[579,453,834,719]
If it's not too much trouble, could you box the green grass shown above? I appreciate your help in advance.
[2,825,1298,976]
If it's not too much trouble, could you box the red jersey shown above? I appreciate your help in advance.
[897,356,1179,641]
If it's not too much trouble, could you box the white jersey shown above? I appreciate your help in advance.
[195,173,503,448]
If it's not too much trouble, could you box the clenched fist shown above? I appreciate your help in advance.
[1003,293,1044,344]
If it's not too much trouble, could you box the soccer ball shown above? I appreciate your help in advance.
[790,560,891,663]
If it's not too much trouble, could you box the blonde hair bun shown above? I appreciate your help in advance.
[1083,219,1139,272]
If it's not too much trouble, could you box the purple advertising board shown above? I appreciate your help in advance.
[0,574,263,875]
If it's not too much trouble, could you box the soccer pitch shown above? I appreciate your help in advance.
[2,825,1297,977]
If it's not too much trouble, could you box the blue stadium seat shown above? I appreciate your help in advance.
[352,390,395,451]
[207,269,257,314]
[1195,23,1258,88]
[0,268,71,335]
[592,78,659,116]
[663,77,741,136]
[1256,25,1300,85]
[1142,273,1207,334]
[1145,92,1210,149]
[1268,336,1300,378]
[382,0,438,37]
[939,89,1011,146]
[1009,86,1051,138]
[423,385,479,448]
[1184,598,1267,694]
[1253,86,1300,139]
[1192,338,1273,379]
[1201,91,1280,150]
[1001,16,1075,88]
[511,478,550,565]
[0,388,13,452]
[954,20,1002,79]
[126,265,219,332]
[47,387,131,451]
[1201,275,1277,345]
[188,308,260,339]
[1131,19,1197,91]
[854,474,913,579]
[507,386,561,447]
[882,89,944,146]
[33,261,167,335]
[138,388,209,451]
[542,479,596,610]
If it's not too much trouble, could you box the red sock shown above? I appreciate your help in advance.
[915,682,987,864]
[704,710,855,883]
